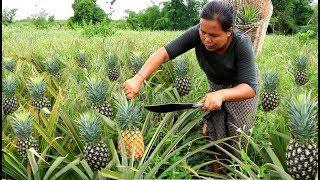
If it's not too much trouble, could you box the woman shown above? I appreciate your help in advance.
[123,1,259,173]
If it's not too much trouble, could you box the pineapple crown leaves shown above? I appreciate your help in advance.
[285,91,318,143]
[106,52,118,69]
[76,51,88,64]
[44,59,62,75]
[236,4,260,25]
[3,74,17,97]
[263,71,279,91]
[77,111,102,144]
[27,75,46,100]
[295,53,308,71]
[130,52,144,70]
[85,75,107,105]
[12,110,34,139]
[174,58,189,77]
[3,58,15,72]
[113,93,142,130]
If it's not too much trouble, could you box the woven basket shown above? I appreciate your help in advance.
[221,0,273,56]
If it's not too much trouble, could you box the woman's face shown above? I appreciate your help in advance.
[199,18,231,52]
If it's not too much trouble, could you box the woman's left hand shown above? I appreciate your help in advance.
[201,91,225,111]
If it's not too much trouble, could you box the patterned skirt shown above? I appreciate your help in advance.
[201,81,258,160]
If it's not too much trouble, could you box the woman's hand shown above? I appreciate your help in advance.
[201,91,225,111]
[122,75,145,100]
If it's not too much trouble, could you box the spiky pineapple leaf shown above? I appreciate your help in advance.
[263,71,278,91]
[3,74,17,97]
[295,53,308,71]
[27,75,46,100]
[77,111,102,144]
[85,75,107,105]
[3,58,15,72]
[106,52,118,69]
[44,59,61,75]
[12,110,34,139]
[174,59,189,77]
[285,91,318,143]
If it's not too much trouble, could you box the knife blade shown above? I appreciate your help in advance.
[144,102,203,113]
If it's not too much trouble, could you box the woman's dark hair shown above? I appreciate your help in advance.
[200,1,234,31]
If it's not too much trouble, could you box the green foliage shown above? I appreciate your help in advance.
[31,9,55,29]
[236,4,260,25]
[2,8,17,25]
[3,74,17,97]
[82,21,115,37]
[12,109,34,139]
[71,0,107,25]
[271,0,315,34]
[126,0,203,30]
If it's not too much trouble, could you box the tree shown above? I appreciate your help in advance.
[71,0,107,25]
[2,8,17,25]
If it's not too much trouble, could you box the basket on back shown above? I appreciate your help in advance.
[220,0,273,56]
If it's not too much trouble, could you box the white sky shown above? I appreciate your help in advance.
[2,0,168,20]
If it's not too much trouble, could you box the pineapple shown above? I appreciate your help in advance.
[174,59,191,96]
[2,75,19,115]
[44,59,63,78]
[294,53,308,86]
[27,76,51,111]
[76,51,89,69]
[130,52,144,75]
[114,94,145,160]
[85,76,113,117]
[3,58,15,72]
[12,110,39,157]
[285,92,318,180]
[261,71,280,112]
[77,112,110,171]
[106,53,120,81]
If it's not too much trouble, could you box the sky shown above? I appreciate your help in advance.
[2,0,168,20]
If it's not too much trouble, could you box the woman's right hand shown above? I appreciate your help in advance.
[122,75,145,100]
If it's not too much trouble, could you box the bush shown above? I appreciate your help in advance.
[31,10,55,29]
[82,21,115,37]
[2,8,17,25]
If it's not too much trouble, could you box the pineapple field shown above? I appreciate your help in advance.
[2,23,318,179]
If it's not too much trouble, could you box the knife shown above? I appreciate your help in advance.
[144,102,204,113]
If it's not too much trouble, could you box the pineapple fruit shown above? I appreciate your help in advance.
[77,112,110,171]
[174,59,191,96]
[285,92,318,180]
[2,74,19,115]
[261,71,280,112]
[294,53,308,86]
[3,58,15,72]
[130,52,144,75]
[12,110,39,157]
[115,94,145,160]
[106,53,120,81]
[76,51,89,69]
[44,59,63,78]
[27,76,51,111]
[85,76,113,117]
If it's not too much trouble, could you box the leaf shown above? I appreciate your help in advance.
[80,159,94,179]
[100,169,123,179]
[266,163,294,180]
[47,88,63,137]
[27,149,40,180]
[43,156,67,180]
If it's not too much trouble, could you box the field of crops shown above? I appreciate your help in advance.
[2,24,318,179]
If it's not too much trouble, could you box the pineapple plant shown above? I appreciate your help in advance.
[2,74,19,115]
[114,94,145,160]
[173,59,191,96]
[236,4,260,25]
[76,51,89,69]
[44,58,63,78]
[130,52,144,75]
[294,53,308,86]
[285,92,318,180]
[3,58,15,72]
[261,71,280,112]
[77,112,110,171]
[12,110,39,157]
[85,75,113,117]
[106,53,120,81]
[27,75,51,111]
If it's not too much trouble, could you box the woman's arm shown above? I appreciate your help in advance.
[201,83,255,111]
[123,47,169,99]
